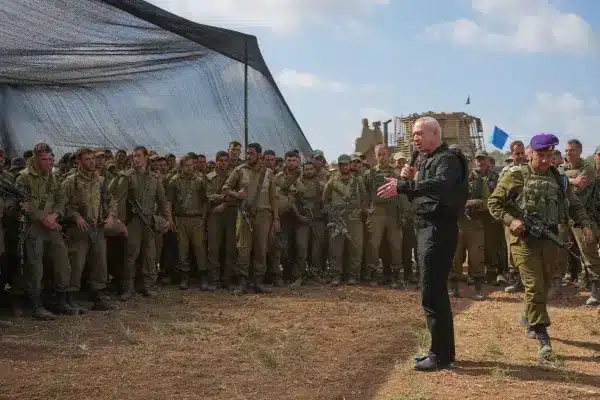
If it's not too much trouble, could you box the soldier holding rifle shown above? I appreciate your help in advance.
[488,134,594,361]
[114,146,171,301]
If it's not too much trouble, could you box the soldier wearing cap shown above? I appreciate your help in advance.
[488,133,593,360]
[364,144,411,288]
[61,147,117,311]
[310,150,329,183]
[322,154,367,285]
[562,139,600,305]
[15,143,74,320]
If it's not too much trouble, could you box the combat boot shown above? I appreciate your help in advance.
[346,278,358,285]
[390,271,407,290]
[179,274,189,291]
[91,291,117,311]
[505,280,524,293]
[29,293,56,321]
[496,274,508,286]
[141,287,158,298]
[472,278,486,301]
[585,280,599,306]
[57,292,78,315]
[448,280,460,298]
[232,276,248,296]
[535,326,553,360]
[204,277,218,292]
[67,292,88,315]
[120,281,135,302]
[254,277,273,294]
[289,278,303,289]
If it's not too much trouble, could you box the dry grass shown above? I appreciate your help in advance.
[0,283,599,400]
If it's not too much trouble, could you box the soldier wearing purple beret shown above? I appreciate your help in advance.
[488,133,594,361]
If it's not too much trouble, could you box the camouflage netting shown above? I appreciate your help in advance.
[0,0,312,158]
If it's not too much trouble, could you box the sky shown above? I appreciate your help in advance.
[148,0,600,159]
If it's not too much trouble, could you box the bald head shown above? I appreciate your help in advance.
[413,116,442,154]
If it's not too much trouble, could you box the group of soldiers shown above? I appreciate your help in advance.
[0,140,416,322]
[0,136,598,332]
[457,138,600,307]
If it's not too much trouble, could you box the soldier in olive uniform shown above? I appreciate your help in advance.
[364,144,410,288]
[499,140,528,293]
[562,139,600,303]
[450,156,488,300]
[167,154,208,290]
[271,151,301,282]
[323,154,367,285]
[474,152,505,285]
[311,150,330,183]
[15,143,74,320]
[488,134,593,360]
[206,151,237,289]
[227,141,243,171]
[62,148,117,311]
[114,146,171,300]
[289,161,326,285]
[222,143,280,294]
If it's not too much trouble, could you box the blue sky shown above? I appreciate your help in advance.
[149,0,600,158]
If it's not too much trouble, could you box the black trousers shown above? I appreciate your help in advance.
[416,216,458,364]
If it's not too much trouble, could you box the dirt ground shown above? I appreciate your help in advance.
[0,284,599,400]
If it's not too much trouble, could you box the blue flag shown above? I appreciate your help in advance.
[490,126,509,149]
[465,95,470,105]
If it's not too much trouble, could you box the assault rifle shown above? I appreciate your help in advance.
[294,192,320,247]
[238,199,254,233]
[0,179,36,275]
[507,198,581,262]
[128,199,155,236]
[326,202,354,245]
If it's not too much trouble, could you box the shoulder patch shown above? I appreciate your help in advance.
[206,171,217,180]
[509,166,521,173]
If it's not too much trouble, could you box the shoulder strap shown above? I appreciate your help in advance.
[250,167,268,209]
[38,174,53,210]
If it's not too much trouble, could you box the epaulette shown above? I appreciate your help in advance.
[206,171,217,180]
[509,166,521,173]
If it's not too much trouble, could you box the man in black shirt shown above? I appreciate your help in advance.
[377,116,468,371]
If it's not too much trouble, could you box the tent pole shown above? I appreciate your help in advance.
[244,37,249,151]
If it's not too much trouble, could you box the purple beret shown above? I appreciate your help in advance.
[530,133,559,151]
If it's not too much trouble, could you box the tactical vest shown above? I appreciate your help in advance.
[515,165,567,226]
[468,171,485,200]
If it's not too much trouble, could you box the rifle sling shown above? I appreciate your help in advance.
[249,167,268,211]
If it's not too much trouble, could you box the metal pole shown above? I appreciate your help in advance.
[244,37,249,151]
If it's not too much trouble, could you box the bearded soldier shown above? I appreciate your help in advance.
[449,155,488,300]
[271,151,301,282]
[289,161,326,285]
[15,143,73,319]
[222,143,280,295]
[488,134,593,360]
[62,148,118,311]
[364,144,410,288]
[323,154,367,285]
[563,139,600,305]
